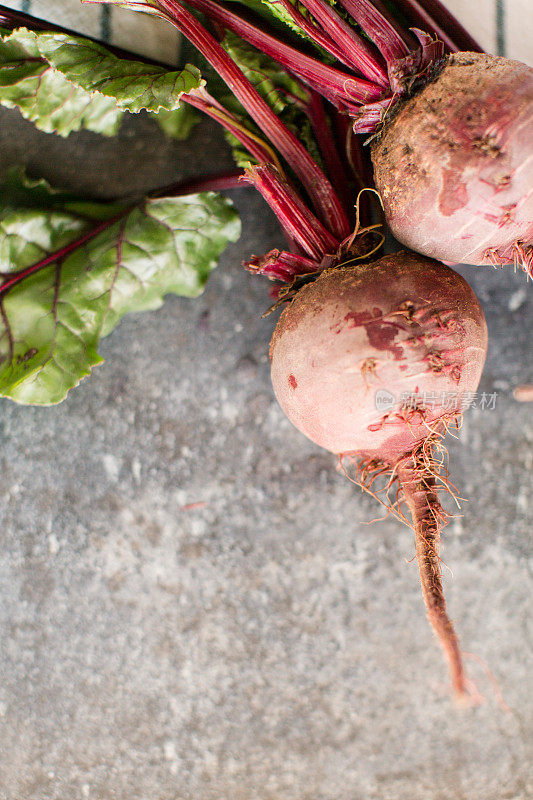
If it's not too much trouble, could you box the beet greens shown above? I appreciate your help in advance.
[92,0,531,273]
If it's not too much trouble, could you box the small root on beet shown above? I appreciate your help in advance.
[361,357,378,386]
[484,241,533,279]
[341,429,482,704]
[397,445,479,704]
[463,652,510,712]
[513,242,533,279]
[339,455,411,528]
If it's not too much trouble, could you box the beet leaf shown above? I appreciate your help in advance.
[0,26,203,137]
[0,170,240,405]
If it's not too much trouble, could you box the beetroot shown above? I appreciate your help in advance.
[270,251,488,700]
[371,53,533,271]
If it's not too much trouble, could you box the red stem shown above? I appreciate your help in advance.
[155,0,351,239]
[367,0,418,49]
[273,0,364,71]
[150,168,244,197]
[391,0,483,53]
[337,0,411,65]
[244,250,318,282]
[0,208,133,298]
[0,170,246,298]
[337,114,373,228]
[296,0,389,86]
[178,0,382,106]
[306,92,355,227]
[183,90,279,166]
[245,164,339,261]
[184,92,337,257]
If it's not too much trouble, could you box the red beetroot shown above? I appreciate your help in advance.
[270,251,488,701]
[371,53,533,271]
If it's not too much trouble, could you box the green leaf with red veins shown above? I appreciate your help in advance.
[0,27,203,136]
[36,31,203,112]
[0,27,121,136]
[0,172,240,406]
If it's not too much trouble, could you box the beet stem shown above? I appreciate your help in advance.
[337,0,411,65]
[177,0,382,106]
[367,0,418,49]
[398,464,469,700]
[390,0,483,53]
[296,0,389,86]
[245,164,339,260]
[149,168,245,198]
[152,0,351,239]
[183,89,283,170]
[343,120,376,226]
[244,250,318,282]
[182,92,344,258]
[274,0,361,71]
[306,92,356,226]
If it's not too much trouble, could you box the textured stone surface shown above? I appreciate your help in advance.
[0,107,531,800]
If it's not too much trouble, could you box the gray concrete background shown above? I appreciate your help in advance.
[0,107,531,800]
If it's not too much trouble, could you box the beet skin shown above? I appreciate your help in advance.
[270,251,487,463]
[371,53,533,269]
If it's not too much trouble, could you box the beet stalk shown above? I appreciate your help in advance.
[152,0,352,240]
[109,0,533,274]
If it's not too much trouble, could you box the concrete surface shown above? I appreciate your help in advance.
[0,107,531,800]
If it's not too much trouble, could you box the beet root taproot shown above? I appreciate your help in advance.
[371,53,533,273]
[270,251,488,700]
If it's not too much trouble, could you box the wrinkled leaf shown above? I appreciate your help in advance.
[0,27,121,135]
[0,26,203,136]
[36,31,202,113]
[0,172,240,405]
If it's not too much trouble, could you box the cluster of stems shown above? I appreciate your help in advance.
[83,0,480,278]
[0,0,480,287]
